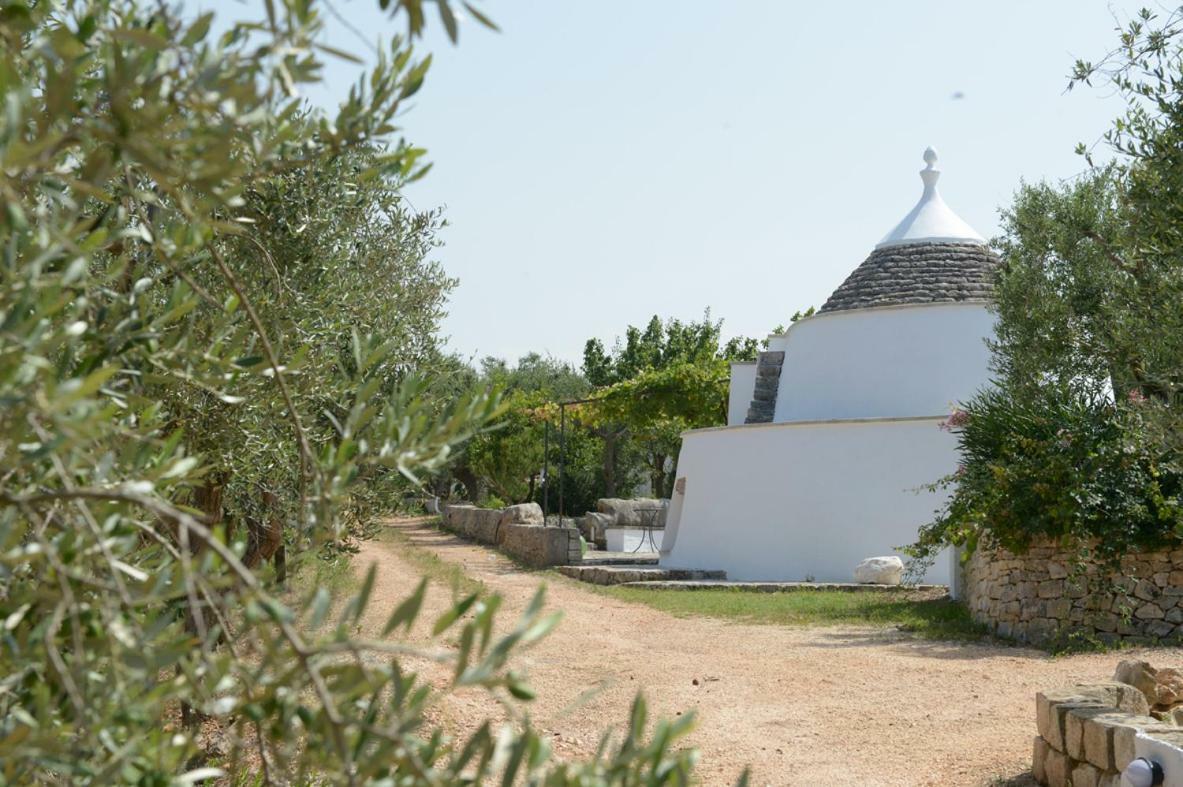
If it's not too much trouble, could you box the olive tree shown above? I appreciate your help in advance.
[0,0,709,782]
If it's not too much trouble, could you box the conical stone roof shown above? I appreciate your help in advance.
[819,148,1000,314]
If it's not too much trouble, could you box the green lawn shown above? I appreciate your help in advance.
[598,586,989,643]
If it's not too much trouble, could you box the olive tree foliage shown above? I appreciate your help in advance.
[0,0,708,783]
[910,7,1183,568]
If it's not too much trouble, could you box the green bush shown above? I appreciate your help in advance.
[910,387,1183,568]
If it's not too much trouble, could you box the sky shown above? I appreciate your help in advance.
[208,0,1153,366]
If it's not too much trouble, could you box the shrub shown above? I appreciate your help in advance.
[910,387,1183,569]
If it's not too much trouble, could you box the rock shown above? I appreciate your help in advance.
[1113,660,1183,707]
[577,512,615,547]
[499,502,543,526]
[853,556,904,585]
[1114,660,1158,702]
[594,498,669,527]
[1154,667,1183,706]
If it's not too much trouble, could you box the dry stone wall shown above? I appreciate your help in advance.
[501,523,582,568]
[441,504,580,567]
[964,539,1183,646]
[1034,661,1183,786]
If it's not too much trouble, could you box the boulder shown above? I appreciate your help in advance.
[594,498,669,527]
[853,556,904,585]
[578,512,615,548]
[499,502,544,527]
[1113,660,1183,708]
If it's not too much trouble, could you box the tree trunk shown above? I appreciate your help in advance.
[453,465,483,503]
[602,431,617,498]
[650,453,667,499]
[180,479,225,730]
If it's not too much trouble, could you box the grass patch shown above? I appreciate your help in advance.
[376,521,484,597]
[598,586,989,642]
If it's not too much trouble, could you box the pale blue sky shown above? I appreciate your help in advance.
[209,0,1151,365]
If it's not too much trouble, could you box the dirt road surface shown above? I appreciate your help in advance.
[354,518,1183,786]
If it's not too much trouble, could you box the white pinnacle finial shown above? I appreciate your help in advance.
[874,146,985,248]
[919,146,941,192]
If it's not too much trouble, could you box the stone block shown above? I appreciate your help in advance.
[1093,612,1119,632]
[1038,580,1065,599]
[1082,712,1136,770]
[1112,716,1176,770]
[594,498,668,527]
[1032,735,1049,785]
[1067,705,1114,760]
[1070,761,1102,787]
[499,502,543,527]
[1046,598,1072,619]
[1134,602,1165,620]
[1146,620,1176,639]
[1097,773,1122,787]
[1040,696,1107,752]
[1134,579,1160,600]
[1043,746,1070,787]
[501,523,579,568]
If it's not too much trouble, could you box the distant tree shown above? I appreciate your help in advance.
[447,354,595,505]
[580,312,763,497]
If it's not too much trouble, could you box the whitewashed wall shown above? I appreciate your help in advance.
[766,303,995,422]
[659,417,956,584]
[727,362,757,426]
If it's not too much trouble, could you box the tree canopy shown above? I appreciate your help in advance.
[0,0,707,782]
[912,8,1183,569]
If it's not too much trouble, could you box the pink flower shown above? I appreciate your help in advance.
[940,408,971,432]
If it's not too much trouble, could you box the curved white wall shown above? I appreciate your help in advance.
[660,417,956,584]
[727,362,757,426]
[767,303,995,422]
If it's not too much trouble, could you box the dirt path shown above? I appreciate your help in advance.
[354,518,1183,786]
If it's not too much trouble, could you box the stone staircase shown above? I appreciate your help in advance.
[744,350,785,424]
[556,564,727,586]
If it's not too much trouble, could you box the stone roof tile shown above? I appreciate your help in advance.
[818,242,1000,314]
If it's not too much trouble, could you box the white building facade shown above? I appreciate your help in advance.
[661,149,999,586]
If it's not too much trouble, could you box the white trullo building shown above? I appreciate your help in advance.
[659,148,999,586]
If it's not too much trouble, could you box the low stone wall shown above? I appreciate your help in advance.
[501,523,581,568]
[441,503,580,567]
[1034,661,1183,786]
[964,539,1183,646]
[442,505,499,544]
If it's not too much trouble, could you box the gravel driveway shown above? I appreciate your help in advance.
[356,518,1183,786]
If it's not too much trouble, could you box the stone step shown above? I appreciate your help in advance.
[613,580,949,593]
[556,565,727,586]
[579,552,659,566]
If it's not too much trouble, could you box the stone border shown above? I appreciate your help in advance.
[1033,680,1183,786]
[612,580,947,593]
[441,504,581,568]
[964,539,1183,646]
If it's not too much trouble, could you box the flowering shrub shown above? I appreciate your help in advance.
[910,387,1183,569]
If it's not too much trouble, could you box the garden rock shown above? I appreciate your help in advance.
[853,556,904,585]
[594,498,669,527]
[1113,660,1183,708]
[499,502,544,527]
